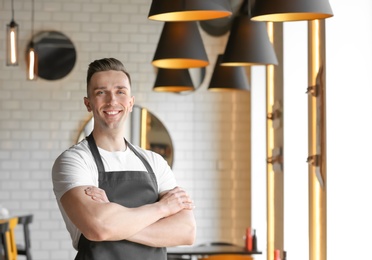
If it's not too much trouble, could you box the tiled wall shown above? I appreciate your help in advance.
[0,0,251,259]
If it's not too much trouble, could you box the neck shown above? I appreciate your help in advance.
[92,130,127,152]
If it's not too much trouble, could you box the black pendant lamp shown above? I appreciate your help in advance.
[208,54,250,92]
[153,68,195,92]
[152,21,209,69]
[251,0,333,22]
[148,0,232,21]
[221,0,278,66]
[6,0,19,66]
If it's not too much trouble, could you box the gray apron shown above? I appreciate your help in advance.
[74,134,166,260]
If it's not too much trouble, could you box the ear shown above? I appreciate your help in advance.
[84,97,92,112]
[129,96,135,112]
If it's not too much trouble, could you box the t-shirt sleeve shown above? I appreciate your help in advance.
[52,148,97,201]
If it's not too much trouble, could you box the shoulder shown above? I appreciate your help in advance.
[54,139,92,164]
[52,139,96,180]
[52,139,97,199]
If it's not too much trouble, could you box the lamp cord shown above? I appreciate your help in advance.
[31,0,34,43]
[11,0,15,21]
[239,0,249,16]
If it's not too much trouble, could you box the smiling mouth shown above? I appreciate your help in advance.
[104,110,121,115]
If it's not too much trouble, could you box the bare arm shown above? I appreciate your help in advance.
[60,185,194,242]
[128,209,196,247]
[85,186,196,247]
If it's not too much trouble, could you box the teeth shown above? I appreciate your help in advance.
[106,111,119,115]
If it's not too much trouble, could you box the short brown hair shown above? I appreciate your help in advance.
[86,58,131,95]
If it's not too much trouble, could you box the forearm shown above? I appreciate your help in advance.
[61,186,194,242]
[85,201,168,241]
[62,190,167,241]
[127,209,196,247]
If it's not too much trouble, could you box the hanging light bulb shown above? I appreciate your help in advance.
[27,42,37,80]
[6,0,19,66]
[27,0,37,80]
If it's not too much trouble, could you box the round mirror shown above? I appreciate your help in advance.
[77,105,174,167]
[29,31,77,80]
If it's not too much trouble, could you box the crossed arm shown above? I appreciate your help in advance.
[60,185,196,247]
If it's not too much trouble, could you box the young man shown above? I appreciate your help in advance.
[52,58,196,259]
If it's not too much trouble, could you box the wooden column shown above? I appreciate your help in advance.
[266,21,284,260]
[307,19,327,260]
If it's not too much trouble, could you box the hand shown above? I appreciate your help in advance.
[84,186,110,203]
[158,186,195,217]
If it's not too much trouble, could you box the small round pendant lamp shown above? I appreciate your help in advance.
[148,0,232,21]
[208,54,250,92]
[152,21,209,69]
[153,68,195,92]
[251,0,333,22]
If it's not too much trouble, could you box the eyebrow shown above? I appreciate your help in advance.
[92,85,129,91]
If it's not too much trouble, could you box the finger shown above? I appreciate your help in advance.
[182,203,196,210]
[163,188,188,200]
[85,188,103,200]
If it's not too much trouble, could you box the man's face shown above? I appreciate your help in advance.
[84,70,134,133]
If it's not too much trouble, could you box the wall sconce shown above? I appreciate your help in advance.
[27,0,37,80]
[208,54,250,92]
[148,0,232,21]
[6,0,19,66]
[153,68,195,92]
[221,0,278,66]
[267,101,282,129]
[251,0,333,22]
[152,22,209,69]
[267,147,283,172]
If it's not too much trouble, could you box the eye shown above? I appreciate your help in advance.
[117,89,128,95]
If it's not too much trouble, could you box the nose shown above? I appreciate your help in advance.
[106,92,117,104]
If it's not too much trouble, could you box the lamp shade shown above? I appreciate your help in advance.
[221,15,278,66]
[153,68,195,92]
[251,0,333,22]
[208,54,250,92]
[148,0,232,21]
[152,21,209,69]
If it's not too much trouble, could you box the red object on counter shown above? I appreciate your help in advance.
[274,249,281,260]
[245,227,252,251]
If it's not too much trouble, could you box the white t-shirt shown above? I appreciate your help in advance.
[52,139,177,250]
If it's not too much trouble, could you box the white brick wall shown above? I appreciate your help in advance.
[0,0,250,259]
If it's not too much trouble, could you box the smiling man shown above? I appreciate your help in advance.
[52,58,196,260]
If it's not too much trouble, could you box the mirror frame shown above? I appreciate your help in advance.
[28,30,77,80]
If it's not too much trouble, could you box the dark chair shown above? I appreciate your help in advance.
[16,215,33,260]
[0,221,10,260]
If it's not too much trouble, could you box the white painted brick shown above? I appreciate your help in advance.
[43,2,62,12]
[0,0,251,255]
